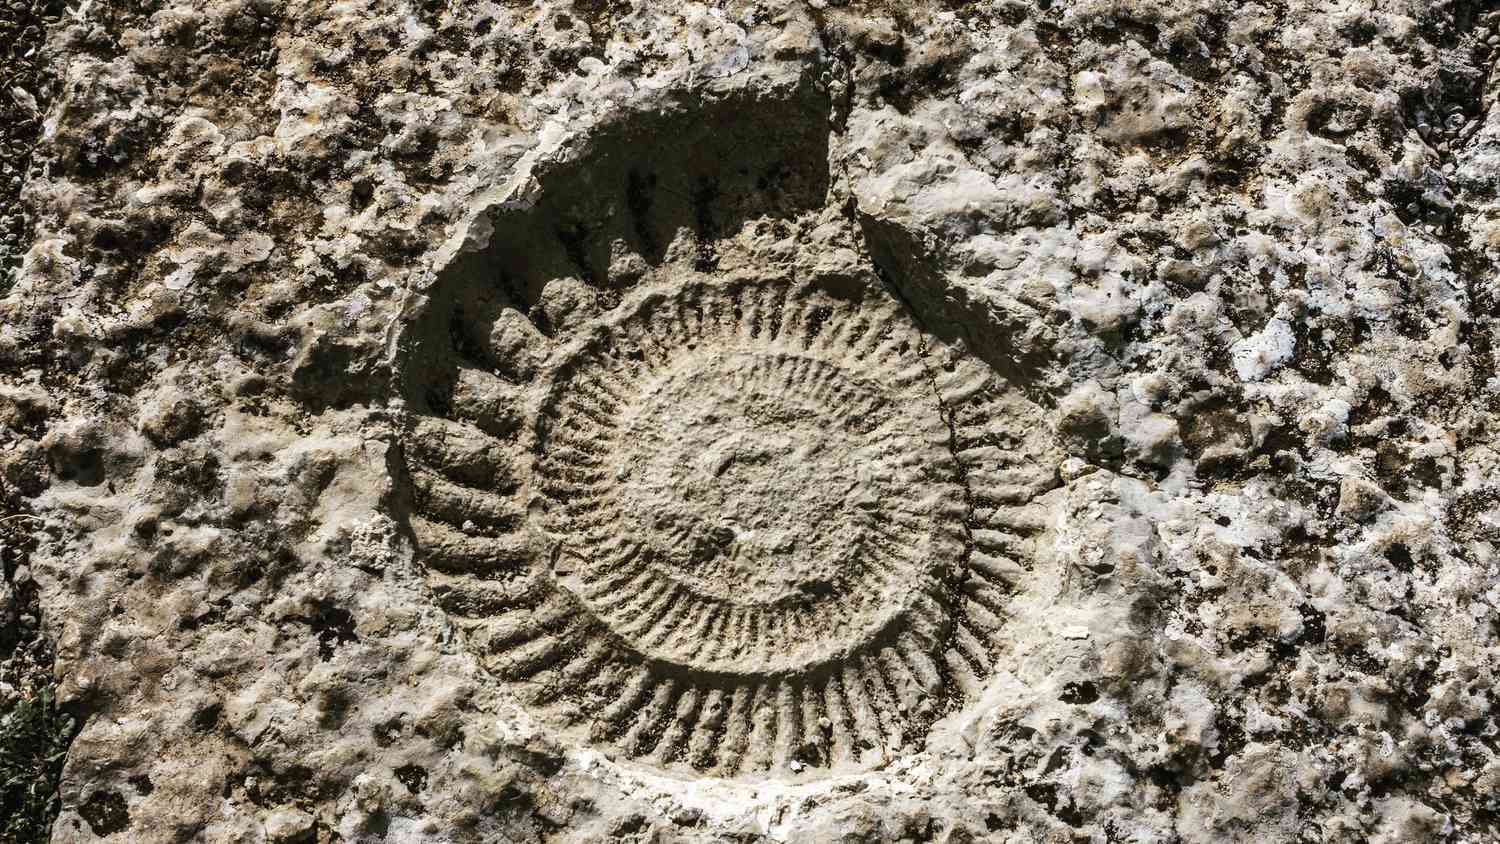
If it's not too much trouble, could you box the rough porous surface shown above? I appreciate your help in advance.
[4,0,1500,841]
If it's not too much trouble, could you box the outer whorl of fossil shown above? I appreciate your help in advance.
[407,277,1058,777]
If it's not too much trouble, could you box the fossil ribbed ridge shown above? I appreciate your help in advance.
[407,278,1056,777]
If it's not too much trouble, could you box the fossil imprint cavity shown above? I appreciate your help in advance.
[406,277,1058,777]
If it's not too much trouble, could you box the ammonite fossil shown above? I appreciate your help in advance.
[404,276,1058,777]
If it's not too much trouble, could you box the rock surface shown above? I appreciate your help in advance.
[3,0,1500,841]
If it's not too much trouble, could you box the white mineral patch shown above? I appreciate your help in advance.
[1231,316,1296,382]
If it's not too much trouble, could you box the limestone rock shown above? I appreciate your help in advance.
[4,0,1498,842]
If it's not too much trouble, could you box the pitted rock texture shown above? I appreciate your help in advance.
[5,0,1500,842]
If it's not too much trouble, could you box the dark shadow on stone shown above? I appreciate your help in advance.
[400,78,834,414]
[78,789,129,837]
[855,212,1055,406]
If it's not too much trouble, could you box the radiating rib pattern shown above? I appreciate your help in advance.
[406,277,1057,777]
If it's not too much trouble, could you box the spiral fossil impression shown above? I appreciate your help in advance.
[407,277,1056,776]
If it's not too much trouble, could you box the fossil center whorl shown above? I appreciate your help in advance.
[621,354,886,604]
[537,341,958,675]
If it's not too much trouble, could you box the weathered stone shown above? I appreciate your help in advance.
[3,1,1497,842]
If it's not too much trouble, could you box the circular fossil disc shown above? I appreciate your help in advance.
[405,277,1058,778]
